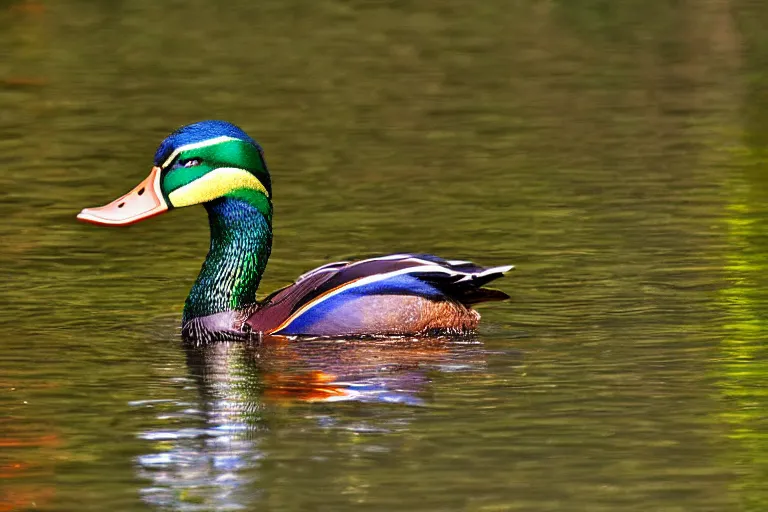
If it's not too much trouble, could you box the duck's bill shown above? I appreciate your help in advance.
[77,166,169,226]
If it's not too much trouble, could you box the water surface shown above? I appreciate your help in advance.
[1,0,767,510]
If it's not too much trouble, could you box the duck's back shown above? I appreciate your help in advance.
[246,254,513,337]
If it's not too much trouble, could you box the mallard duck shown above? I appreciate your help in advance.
[77,120,513,342]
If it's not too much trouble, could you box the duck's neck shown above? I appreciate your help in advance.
[183,197,272,323]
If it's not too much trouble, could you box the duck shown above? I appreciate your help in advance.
[77,120,513,342]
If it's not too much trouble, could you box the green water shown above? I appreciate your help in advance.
[2,0,768,510]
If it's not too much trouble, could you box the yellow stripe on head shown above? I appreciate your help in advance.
[168,167,270,207]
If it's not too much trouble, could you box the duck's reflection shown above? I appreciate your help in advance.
[136,336,495,510]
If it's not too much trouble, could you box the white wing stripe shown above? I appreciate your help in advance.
[457,264,515,282]
[161,135,241,169]
[296,261,349,281]
[481,265,515,276]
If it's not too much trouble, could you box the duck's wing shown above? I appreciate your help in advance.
[245,254,513,336]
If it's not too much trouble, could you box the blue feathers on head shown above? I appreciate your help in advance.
[153,120,263,166]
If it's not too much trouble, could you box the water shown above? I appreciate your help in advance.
[1,0,767,510]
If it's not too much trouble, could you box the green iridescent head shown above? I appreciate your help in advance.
[77,120,272,226]
[156,120,272,216]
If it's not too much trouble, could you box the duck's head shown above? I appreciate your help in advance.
[77,120,272,226]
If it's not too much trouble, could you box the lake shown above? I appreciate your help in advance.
[1,0,766,510]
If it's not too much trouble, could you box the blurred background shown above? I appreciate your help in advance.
[1,0,767,510]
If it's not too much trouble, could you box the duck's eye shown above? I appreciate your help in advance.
[181,158,202,168]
